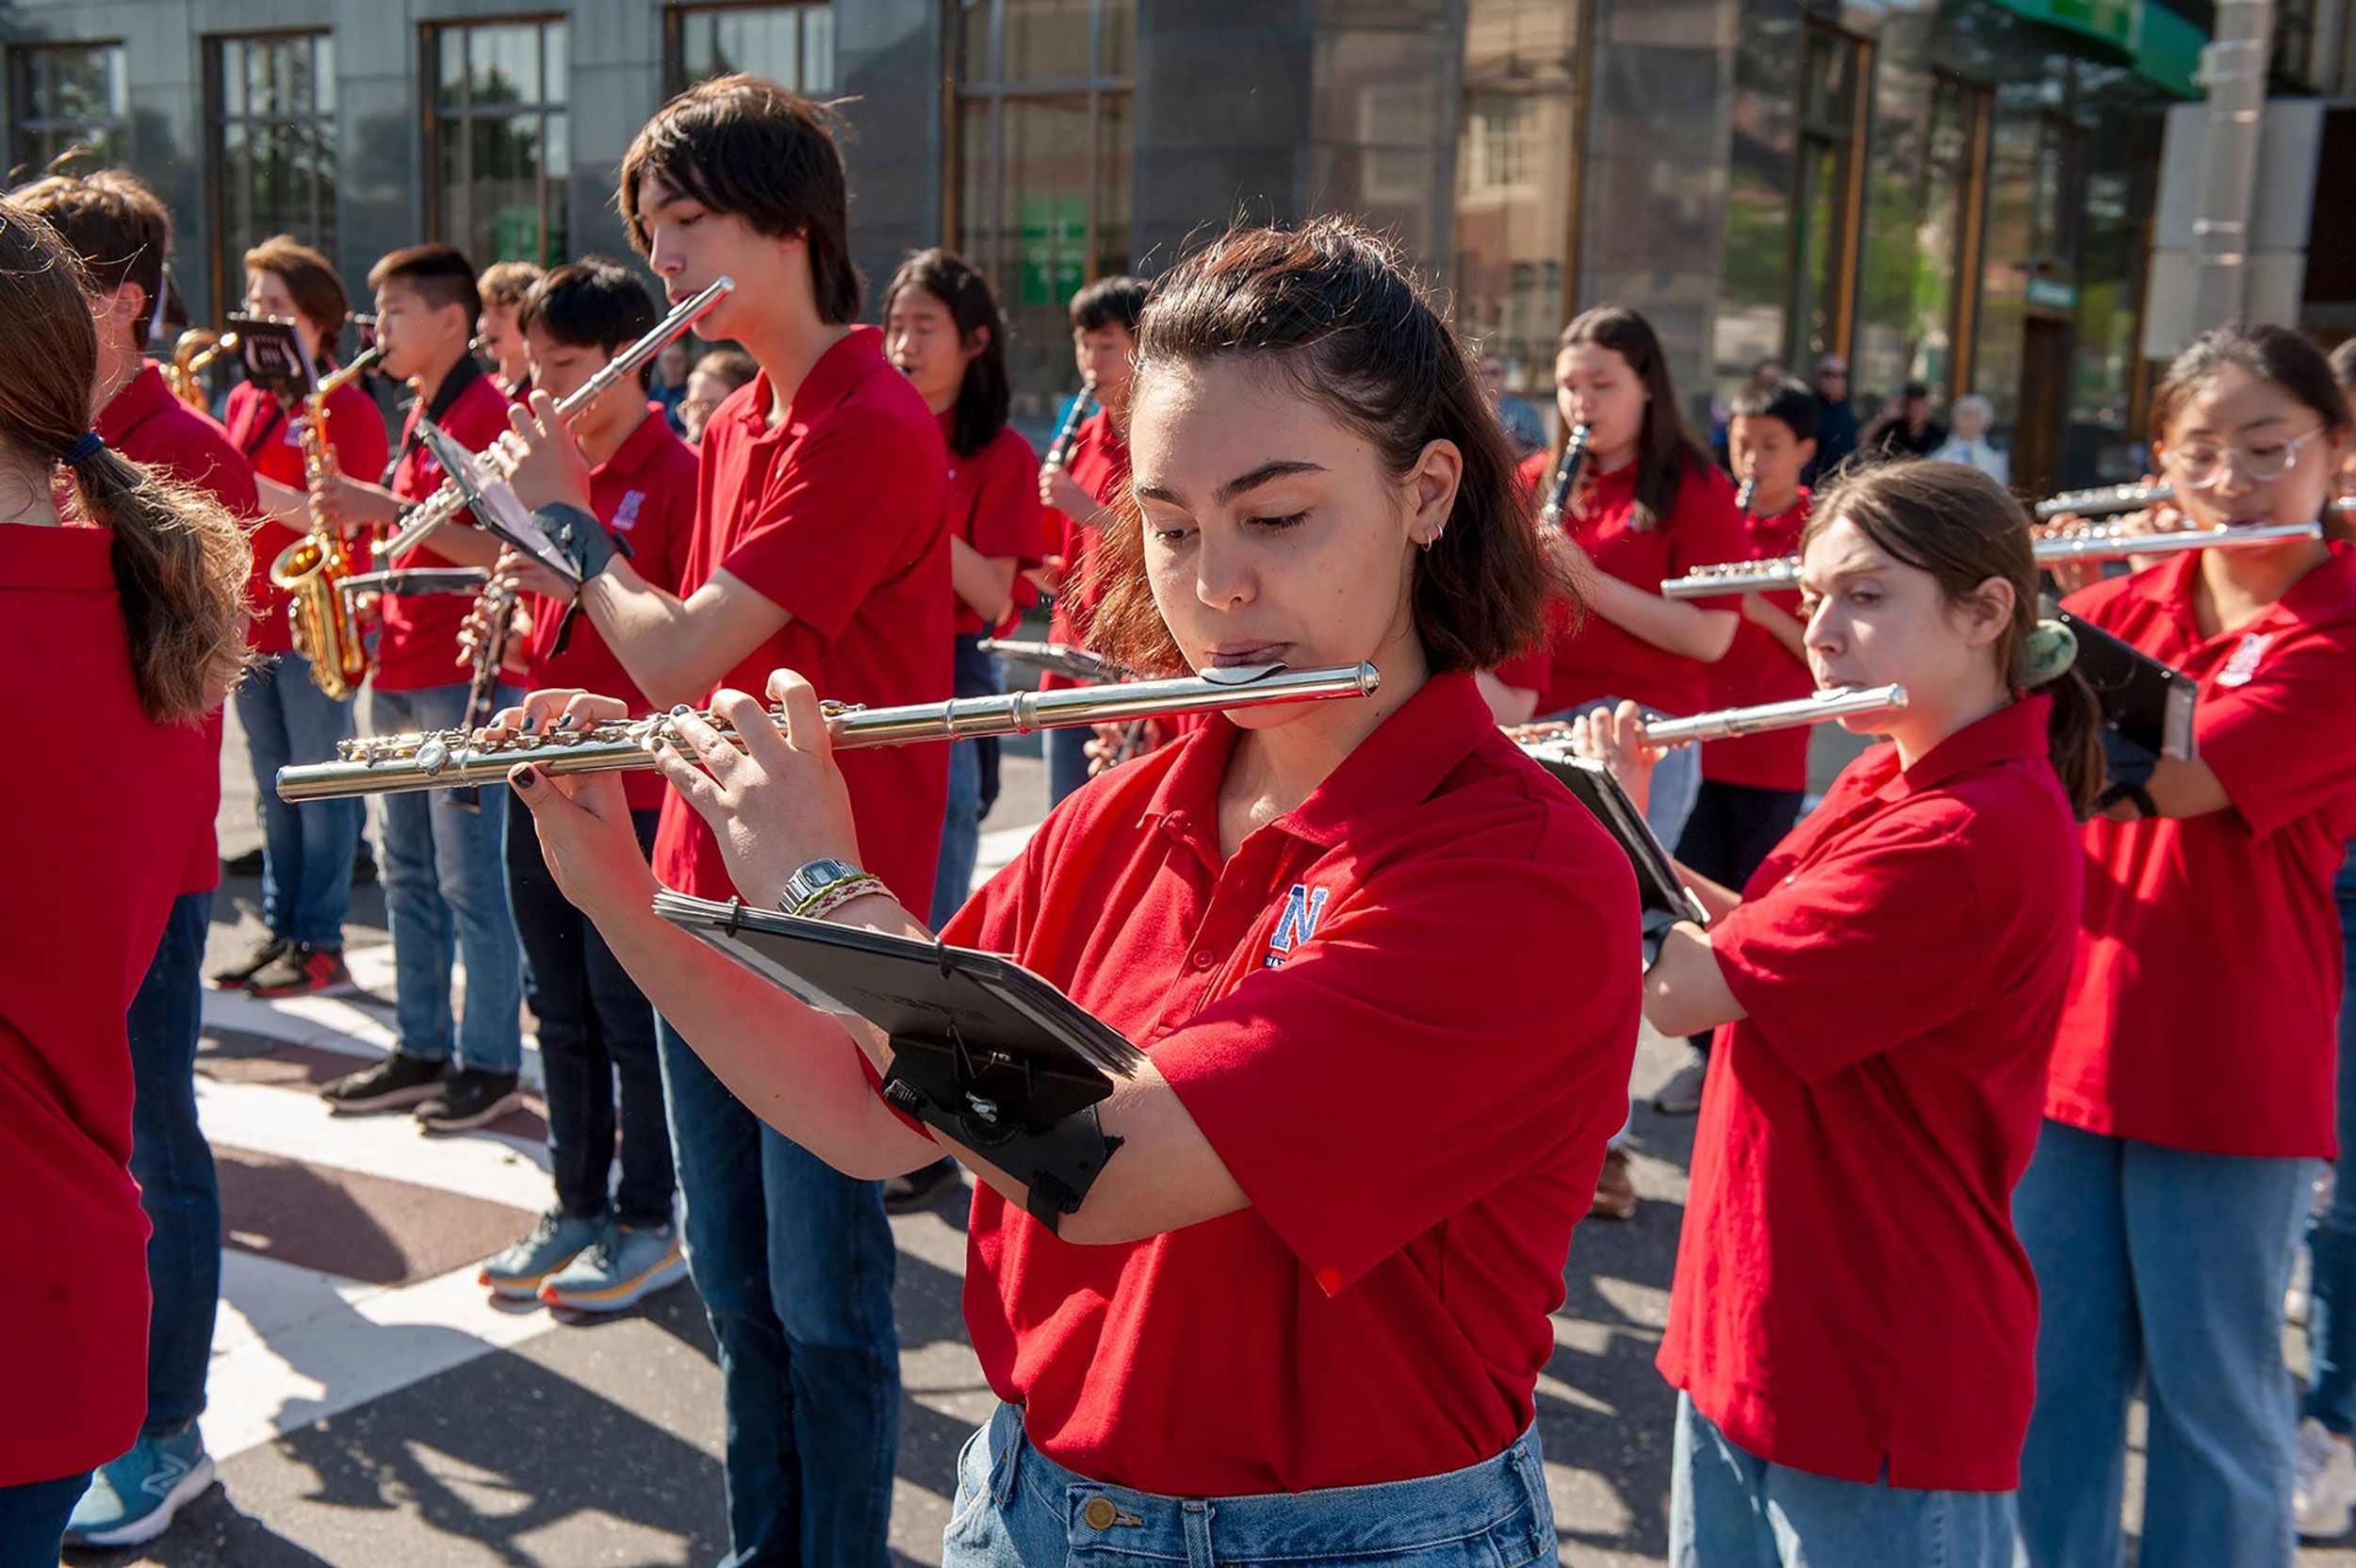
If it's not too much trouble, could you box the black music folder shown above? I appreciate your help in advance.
[2051,605,2199,760]
[1522,750,1711,929]
[652,891,1142,1222]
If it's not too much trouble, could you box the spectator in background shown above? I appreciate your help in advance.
[651,339,691,433]
[678,348,757,447]
[1863,380,1950,461]
[1481,352,1548,460]
[475,261,544,398]
[1802,351,1858,485]
[1934,394,2010,485]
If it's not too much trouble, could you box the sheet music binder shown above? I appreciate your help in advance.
[2050,604,2199,760]
[651,890,1143,1227]
[1522,749,1711,929]
[415,420,584,587]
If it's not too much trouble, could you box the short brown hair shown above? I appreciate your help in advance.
[1087,219,1564,678]
[692,347,759,392]
[242,235,348,341]
[368,242,480,320]
[12,169,171,316]
[478,260,545,308]
[1802,462,2102,817]
[617,74,859,324]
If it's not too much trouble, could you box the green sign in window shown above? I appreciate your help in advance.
[1020,197,1088,307]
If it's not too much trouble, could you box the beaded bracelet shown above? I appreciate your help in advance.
[790,873,890,923]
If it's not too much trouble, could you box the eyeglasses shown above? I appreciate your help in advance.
[1817,368,1849,381]
[2165,425,2328,489]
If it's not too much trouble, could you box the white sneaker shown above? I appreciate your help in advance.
[2296,1417,2356,1539]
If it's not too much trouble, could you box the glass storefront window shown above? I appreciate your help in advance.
[953,0,1137,427]
[208,33,337,322]
[1853,66,1990,408]
[8,41,127,173]
[669,4,835,95]
[1450,0,1584,409]
[1787,22,1866,367]
[427,18,569,268]
[1710,7,1802,400]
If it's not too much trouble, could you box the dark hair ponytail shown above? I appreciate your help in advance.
[1804,461,2104,818]
[2,198,251,724]
[883,248,1010,458]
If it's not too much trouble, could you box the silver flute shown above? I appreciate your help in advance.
[277,661,1381,802]
[1660,519,2328,598]
[1512,684,1909,750]
[976,638,1121,685]
[2035,483,2356,521]
[376,277,734,562]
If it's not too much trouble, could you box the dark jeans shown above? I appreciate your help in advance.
[1045,723,1090,807]
[0,1472,88,1567]
[1674,780,1803,1054]
[505,794,674,1227]
[657,1018,898,1566]
[2305,841,2356,1432]
[125,890,220,1436]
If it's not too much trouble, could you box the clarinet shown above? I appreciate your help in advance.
[1043,378,1098,472]
[1539,424,1593,531]
[1734,475,1757,520]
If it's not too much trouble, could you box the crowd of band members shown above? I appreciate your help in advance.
[5,65,2356,1568]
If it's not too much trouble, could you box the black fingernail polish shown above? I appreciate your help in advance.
[515,767,538,789]
[554,712,577,731]
[520,713,538,733]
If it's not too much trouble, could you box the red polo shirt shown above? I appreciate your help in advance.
[943,415,1047,637]
[222,375,391,656]
[1041,409,1129,689]
[938,672,1640,1494]
[1,523,214,1484]
[525,407,698,812]
[1495,451,1747,716]
[97,361,258,895]
[1659,696,2081,1491]
[1701,490,1814,792]
[373,366,515,693]
[653,327,951,911]
[2049,545,2356,1159]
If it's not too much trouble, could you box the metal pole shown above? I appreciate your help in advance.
[2190,0,2274,330]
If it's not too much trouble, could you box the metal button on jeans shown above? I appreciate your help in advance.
[1082,1497,1119,1530]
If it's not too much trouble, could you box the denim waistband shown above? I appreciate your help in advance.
[980,1402,1555,1566]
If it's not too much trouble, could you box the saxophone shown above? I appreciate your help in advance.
[269,348,384,698]
[165,326,235,410]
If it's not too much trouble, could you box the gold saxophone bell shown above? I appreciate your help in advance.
[272,345,386,699]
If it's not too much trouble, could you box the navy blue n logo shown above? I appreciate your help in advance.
[1264,884,1330,969]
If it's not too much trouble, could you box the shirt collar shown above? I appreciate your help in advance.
[1871,692,2051,804]
[1138,670,1497,855]
[749,325,885,445]
[0,521,113,589]
[2127,536,2356,637]
[594,403,673,482]
[94,361,172,444]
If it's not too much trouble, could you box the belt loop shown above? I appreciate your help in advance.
[1180,1499,1216,1568]
[993,1406,1025,1511]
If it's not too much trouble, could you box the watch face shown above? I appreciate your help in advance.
[791,858,860,900]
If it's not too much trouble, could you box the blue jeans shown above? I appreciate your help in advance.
[125,890,219,1436]
[368,681,524,1075]
[2014,1119,2305,1568]
[943,1401,1555,1567]
[2304,841,2356,1432]
[507,795,674,1226]
[1669,1395,2016,1568]
[656,1017,898,1567]
[932,739,984,928]
[0,1472,87,1567]
[1046,723,1090,807]
[233,654,362,946]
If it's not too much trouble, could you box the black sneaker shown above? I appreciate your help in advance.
[245,943,353,999]
[320,1053,449,1114]
[209,935,288,990]
[883,1157,964,1215]
[221,846,266,879]
[352,845,379,886]
[416,1068,525,1134]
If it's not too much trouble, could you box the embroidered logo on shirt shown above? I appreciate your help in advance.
[2217,630,2273,688]
[1263,884,1331,969]
[613,489,645,532]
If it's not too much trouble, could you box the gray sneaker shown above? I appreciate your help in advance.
[540,1221,689,1314]
[480,1211,604,1299]
[1652,1051,1709,1116]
